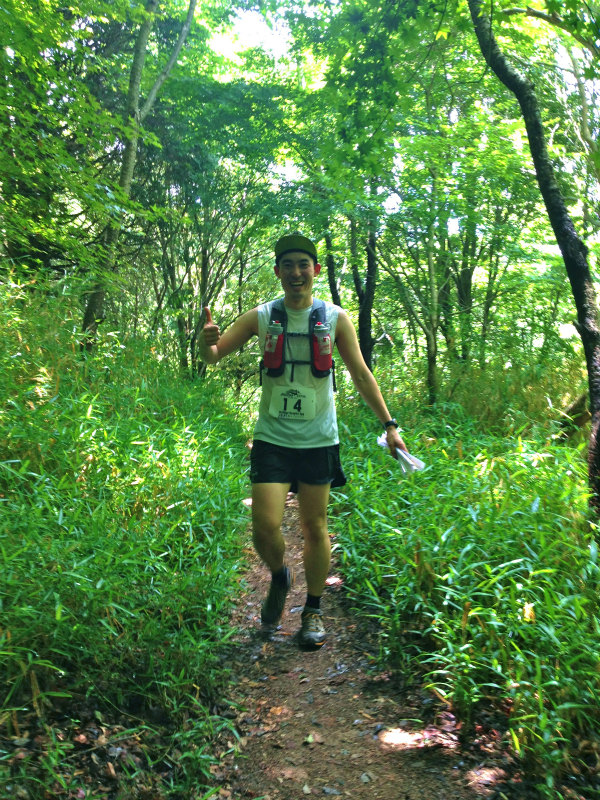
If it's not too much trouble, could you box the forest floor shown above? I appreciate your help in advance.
[211,494,531,800]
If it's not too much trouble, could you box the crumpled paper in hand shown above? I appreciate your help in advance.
[377,434,425,474]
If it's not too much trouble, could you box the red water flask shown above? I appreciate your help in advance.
[264,321,284,369]
[312,322,332,371]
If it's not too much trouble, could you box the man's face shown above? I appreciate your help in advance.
[275,251,321,299]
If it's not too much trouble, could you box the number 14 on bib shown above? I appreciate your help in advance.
[269,386,317,420]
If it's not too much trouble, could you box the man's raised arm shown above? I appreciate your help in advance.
[199,307,258,364]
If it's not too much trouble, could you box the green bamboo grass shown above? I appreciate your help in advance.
[2,280,598,798]
[332,403,599,798]
[0,284,250,797]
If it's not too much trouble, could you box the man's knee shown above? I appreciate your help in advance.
[251,483,288,533]
[252,511,281,537]
[299,512,328,542]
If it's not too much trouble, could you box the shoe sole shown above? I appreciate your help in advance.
[298,634,326,649]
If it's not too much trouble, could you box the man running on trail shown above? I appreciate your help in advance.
[199,234,406,648]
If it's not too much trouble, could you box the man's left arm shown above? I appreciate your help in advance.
[334,309,407,454]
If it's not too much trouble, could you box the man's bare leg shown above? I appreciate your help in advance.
[296,482,330,647]
[297,482,331,595]
[252,482,293,628]
[251,482,290,571]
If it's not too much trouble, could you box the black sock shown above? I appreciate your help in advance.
[305,593,321,610]
[271,566,288,586]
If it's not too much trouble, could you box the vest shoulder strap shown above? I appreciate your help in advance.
[309,298,327,330]
[269,298,287,327]
[308,299,332,379]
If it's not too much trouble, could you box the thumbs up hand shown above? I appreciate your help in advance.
[202,307,221,346]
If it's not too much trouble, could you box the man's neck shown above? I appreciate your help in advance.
[283,293,313,310]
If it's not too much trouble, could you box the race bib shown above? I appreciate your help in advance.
[269,386,316,420]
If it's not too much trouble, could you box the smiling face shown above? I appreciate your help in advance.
[275,250,322,307]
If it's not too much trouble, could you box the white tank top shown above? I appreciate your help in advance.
[253,298,340,448]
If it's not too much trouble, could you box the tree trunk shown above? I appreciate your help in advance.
[438,253,457,360]
[349,217,375,368]
[456,229,476,362]
[468,0,600,510]
[324,230,342,307]
[360,227,378,370]
[349,218,363,306]
[425,330,438,406]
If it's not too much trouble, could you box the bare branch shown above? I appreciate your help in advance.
[140,0,198,121]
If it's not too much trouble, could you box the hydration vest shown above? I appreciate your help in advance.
[260,299,336,388]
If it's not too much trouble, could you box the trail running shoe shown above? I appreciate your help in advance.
[298,608,326,648]
[261,567,292,629]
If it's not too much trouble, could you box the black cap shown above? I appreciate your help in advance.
[274,234,318,263]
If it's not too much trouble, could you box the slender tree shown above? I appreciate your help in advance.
[81,0,197,347]
[467,0,600,508]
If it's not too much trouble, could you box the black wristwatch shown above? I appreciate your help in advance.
[384,419,398,429]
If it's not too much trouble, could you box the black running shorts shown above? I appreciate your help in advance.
[250,439,347,492]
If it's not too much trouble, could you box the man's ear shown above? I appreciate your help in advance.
[274,265,280,277]
[314,262,322,275]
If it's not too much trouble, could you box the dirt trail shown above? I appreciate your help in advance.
[214,496,513,800]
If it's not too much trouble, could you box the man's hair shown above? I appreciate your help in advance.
[274,234,318,264]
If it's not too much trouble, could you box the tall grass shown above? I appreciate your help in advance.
[0,281,250,797]
[333,385,599,798]
[3,278,597,798]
